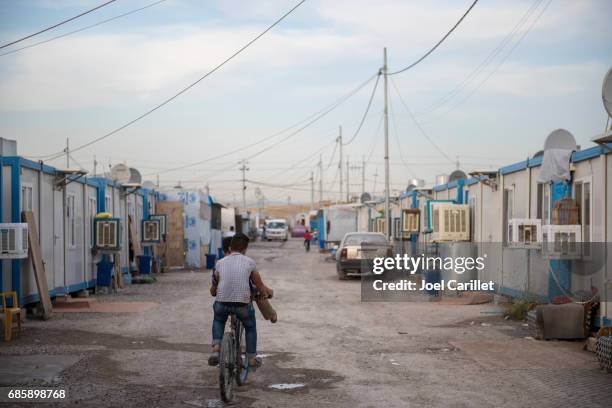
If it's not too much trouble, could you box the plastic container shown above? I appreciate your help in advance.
[96,257,113,287]
[138,255,152,275]
[206,254,217,270]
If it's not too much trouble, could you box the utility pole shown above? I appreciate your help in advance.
[319,154,323,208]
[373,168,379,196]
[239,160,249,210]
[346,156,350,202]
[383,47,391,239]
[310,171,314,210]
[157,174,161,189]
[93,155,98,177]
[65,138,70,167]
[362,155,366,196]
[337,126,343,203]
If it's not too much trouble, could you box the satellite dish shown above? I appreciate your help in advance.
[142,180,156,190]
[543,129,576,151]
[449,170,468,182]
[129,168,142,184]
[406,184,417,192]
[360,192,372,203]
[109,164,130,183]
[533,150,544,158]
[603,66,612,118]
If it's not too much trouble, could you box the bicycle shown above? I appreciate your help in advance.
[218,312,251,402]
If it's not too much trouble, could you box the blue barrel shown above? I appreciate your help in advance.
[138,255,152,275]
[96,257,113,287]
[206,254,217,270]
[425,269,441,296]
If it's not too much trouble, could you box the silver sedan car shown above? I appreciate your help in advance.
[335,232,392,280]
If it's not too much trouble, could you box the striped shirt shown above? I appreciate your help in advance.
[213,253,257,304]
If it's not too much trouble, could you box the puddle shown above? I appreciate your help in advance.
[424,344,458,353]
[269,383,306,390]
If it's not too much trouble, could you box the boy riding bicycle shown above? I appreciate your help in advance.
[209,233,273,369]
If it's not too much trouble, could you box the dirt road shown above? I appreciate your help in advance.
[1,239,610,407]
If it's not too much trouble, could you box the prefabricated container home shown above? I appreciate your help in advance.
[0,154,157,306]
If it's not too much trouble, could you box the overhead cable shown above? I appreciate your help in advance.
[388,0,479,75]
[1,0,167,57]
[31,0,307,160]
[0,0,118,50]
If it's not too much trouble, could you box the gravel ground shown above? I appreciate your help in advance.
[1,238,611,407]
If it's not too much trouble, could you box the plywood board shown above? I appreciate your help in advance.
[22,211,53,320]
[156,201,185,267]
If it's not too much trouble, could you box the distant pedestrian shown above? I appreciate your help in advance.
[223,225,236,238]
[304,229,311,252]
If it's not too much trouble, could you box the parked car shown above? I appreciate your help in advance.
[291,224,306,238]
[265,219,289,241]
[335,232,391,280]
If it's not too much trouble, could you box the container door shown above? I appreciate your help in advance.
[53,189,64,289]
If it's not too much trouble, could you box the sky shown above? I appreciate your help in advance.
[0,0,610,206]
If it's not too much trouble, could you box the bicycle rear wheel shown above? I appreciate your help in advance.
[219,333,235,402]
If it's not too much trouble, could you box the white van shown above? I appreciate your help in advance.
[265,219,289,241]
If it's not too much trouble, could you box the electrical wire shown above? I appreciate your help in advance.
[390,77,454,164]
[137,73,377,177]
[388,0,479,75]
[419,0,553,123]
[1,0,167,57]
[30,0,307,160]
[388,94,417,178]
[0,0,118,50]
[343,72,381,145]
[416,0,543,118]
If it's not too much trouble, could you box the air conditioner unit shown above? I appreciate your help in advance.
[0,223,28,259]
[402,209,420,236]
[149,214,167,237]
[94,218,121,251]
[141,219,161,244]
[542,224,582,259]
[431,203,470,242]
[508,219,542,248]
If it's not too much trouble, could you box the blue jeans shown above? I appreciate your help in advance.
[212,301,257,356]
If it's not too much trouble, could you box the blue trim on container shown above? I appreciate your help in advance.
[456,179,465,204]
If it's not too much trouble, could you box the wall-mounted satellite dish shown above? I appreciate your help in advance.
[109,164,131,183]
[142,180,156,190]
[537,129,576,183]
[603,66,612,118]
[406,184,417,192]
[360,192,372,203]
[543,129,576,151]
[129,168,142,184]
[533,150,544,159]
[449,170,468,182]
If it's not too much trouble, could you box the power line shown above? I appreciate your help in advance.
[343,72,381,145]
[415,0,543,118]
[31,0,307,160]
[0,0,119,50]
[390,76,454,164]
[388,0,479,75]
[388,93,417,178]
[141,73,377,177]
[1,0,167,57]
[419,0,553,123]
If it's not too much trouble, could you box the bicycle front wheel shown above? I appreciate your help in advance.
[219,333,235,402]
[235,320,249,386]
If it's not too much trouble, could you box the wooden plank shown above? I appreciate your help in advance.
[22,211,53,320]
[156,202,185,267]
[114,253,124,289]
